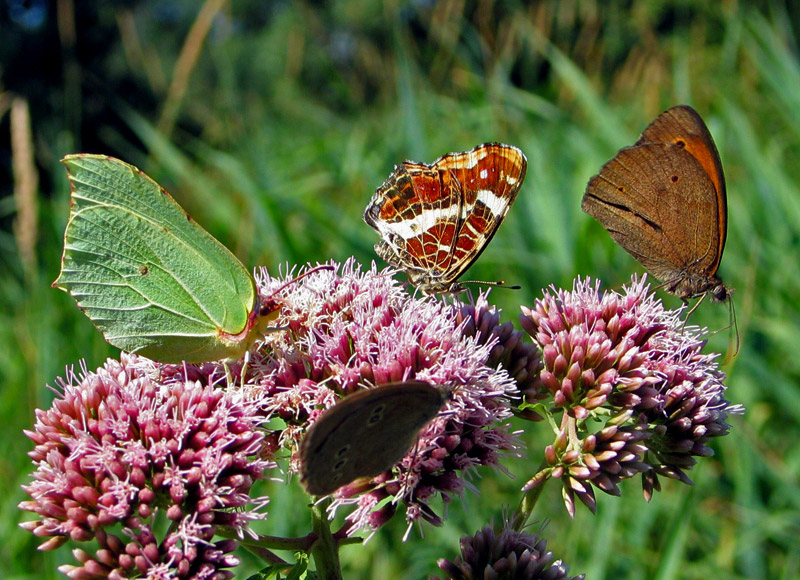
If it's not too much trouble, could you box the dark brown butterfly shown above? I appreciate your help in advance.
[298,381,450,496]
[582,105,730,303]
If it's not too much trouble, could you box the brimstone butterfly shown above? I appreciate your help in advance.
[53,154,279,364]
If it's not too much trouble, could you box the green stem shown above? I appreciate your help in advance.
[240,543,291,567]
[310,499,343,580]
[219,500,359,576]
[238,533,316,552]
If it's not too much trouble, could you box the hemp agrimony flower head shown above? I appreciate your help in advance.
[248,259,520,533]
[20,355,272,579]
[519,276,743,515]
[434,520,584,580]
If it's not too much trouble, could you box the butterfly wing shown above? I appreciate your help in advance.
[582,106,727,300]
[431,143,527,288]
[53,155,258,363]
[365,162,462,292]
[583,142,722,286]
[299,381,448,496]
[639,105,727,269]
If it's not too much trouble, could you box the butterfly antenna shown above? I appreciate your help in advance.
[724,298,740,362]
[268,264,335,296]
[460,279,522,291]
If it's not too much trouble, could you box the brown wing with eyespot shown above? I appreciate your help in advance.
[638,105,727,271]
[298,381,448,496]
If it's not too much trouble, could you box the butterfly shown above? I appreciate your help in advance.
[54,154,331,365]
[364,143,527,294]
[582,105,730,303]
[299,381,450,496]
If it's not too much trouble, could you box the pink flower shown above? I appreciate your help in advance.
[458,296,545,420]
[249,259,519,532]
[20,355,272,579]
[520,276,742,514]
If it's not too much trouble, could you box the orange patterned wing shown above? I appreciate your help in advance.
[364,143,527,294]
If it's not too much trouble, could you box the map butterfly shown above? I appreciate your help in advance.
[363,142,527,294]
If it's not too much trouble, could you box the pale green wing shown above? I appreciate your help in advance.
[54,154,257,363]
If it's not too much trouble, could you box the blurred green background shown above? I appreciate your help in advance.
[2,1,799,578]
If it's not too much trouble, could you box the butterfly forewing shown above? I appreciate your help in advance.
[584,143,722,284]
[433,145,527,281]
[638,105,728,266]
[54,155,259,363]
[299,381,449,496]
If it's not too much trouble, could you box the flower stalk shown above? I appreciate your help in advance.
[310,499,343,580]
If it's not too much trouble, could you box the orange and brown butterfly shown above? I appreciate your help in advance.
[582,105,730,303]
[364,143,527,295]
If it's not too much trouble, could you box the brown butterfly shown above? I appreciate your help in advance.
[298,381,450,496]
[582,105,730,303]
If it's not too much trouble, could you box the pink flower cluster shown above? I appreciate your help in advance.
[249,259,520,532]
[520,276,743,514]
[20,355,271,579]
[20,261,742,577]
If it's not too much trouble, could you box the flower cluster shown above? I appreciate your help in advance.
[434,520,584,580]
[248,259,520,532]
[519,276,743,514]
[20,355,271,579]
[20,258,742,577]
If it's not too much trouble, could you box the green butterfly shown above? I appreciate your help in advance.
[54,154,276,364]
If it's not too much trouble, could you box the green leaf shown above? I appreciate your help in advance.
[244,555,315,580]
[53,154,270,363]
